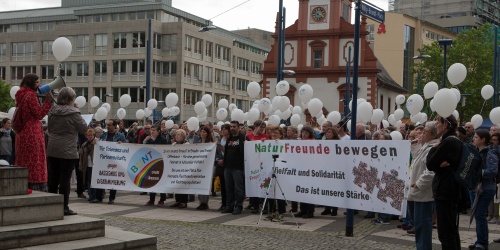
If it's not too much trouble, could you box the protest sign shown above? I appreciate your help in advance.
[245,140,410,215]
[92,141,216,194]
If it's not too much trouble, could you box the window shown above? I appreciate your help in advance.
[163,34,177,51]
[193,37,202,54]
[237,58,249,71]
[77,62,89,77]
[184,62,192,76]
[215,69,230,86]
[366,24,375,42]
[185,35,192,51]
[193,64,202,80]
[162,61,177,76]
[0,67,6,80]
[114,33,127,48]
[205,67,213,83]
[403,25,415,91]
[313,50,323,69]
[94,87,107,102]
[42,41,53,55]
[236,78,248,91]
[251,62,261,74]
[0,44,6,59]
[95,61,107,75]
[95,34,108,53]
[153,88,175,101]
[59,62,72,77]
[205,41,213,57]
[387,97,391,115]
[94,14,107,22]
[112,87,131,102]
[184,89,202,105]
[113,60,126,75]
[132,32,145,48]
[75,35,90,54]
[380,94,384,111]
[222,46,230,61]
[112,13,127,21]
[41,65,54,80]
[74,87,88,100]
[132,60,145,75]
[11,66,36,80]
[153,33,162,49]
[12,42,36,57]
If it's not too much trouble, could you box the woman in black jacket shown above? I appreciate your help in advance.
[426,115,462,250]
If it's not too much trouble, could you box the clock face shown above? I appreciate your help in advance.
[311,6,327,23]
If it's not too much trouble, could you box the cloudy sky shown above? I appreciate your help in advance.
[0,0,389,32]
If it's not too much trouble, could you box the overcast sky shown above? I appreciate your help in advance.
[0,0,389,32]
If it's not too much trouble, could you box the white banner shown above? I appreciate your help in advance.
[244,140,410,215]
[92,141,216,194]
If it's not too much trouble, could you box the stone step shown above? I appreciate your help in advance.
[0,191,63,226]
[0,166,28,196]
[0,215,105,249]
[16,226,157,250]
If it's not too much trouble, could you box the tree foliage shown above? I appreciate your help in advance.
[0,79,12,112]
[414,23,495,122]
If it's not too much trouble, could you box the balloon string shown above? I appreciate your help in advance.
[480,100,486,114]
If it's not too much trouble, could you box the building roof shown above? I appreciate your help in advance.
[376,60,407,93]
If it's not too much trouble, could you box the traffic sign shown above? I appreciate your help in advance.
[360,1,385,23]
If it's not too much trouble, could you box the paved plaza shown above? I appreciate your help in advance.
[67,189,500,250]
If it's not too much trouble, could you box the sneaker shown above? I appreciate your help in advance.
[89,199,102,203]
[321,209,331,215]
[196,204,208,210]
[372,219,390,225]
[302,213,314,219]
[145,200,154,206]
[108,199,114,204]
[232,207,242,215]
[178,203,187,209]
[221,208,234,213]
[488,219,498,224]
[157,201,165,206]
[402,225,413,230]
[294,211,306,217]
[77,193,86,199]
[170,202,181,208]
[64,209,77,216]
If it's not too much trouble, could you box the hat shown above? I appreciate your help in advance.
[458,126,466,135]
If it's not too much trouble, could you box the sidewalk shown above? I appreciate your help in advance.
[68,189,500,250]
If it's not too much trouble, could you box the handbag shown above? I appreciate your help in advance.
[12,94,29,133]
[213,176,221,192]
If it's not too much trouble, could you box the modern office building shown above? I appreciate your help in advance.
[389,0,500,33]
[366,12,456,93]
[0,0,268,123]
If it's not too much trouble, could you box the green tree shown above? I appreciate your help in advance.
[0,79,12,112]
[414,24,495,122]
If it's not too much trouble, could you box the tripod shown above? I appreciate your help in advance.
[256,155,299,229]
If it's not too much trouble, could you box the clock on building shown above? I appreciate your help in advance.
[311,6,327,23]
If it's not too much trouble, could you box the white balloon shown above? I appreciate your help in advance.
[247,81,261,98]
[165,93,179,108]
[165,120,174,129]
[394,109,404,121]
[451,88,461,104]
[410,113,422,123]
[429,99,436,112]
[218,99,229,109]
[258,98,271,112]
[277,96,290,112]
[395,120,402,131]
[194,101,205,115]
[423,81,439,99]
[147,99,158,110]
[75,96,86,108]
[248,108,260,121]
[452,110,459,120]
[447,63,467,86]
[419,113,428,123]
[491,107,500,125]
[187,117,199,131]
[201,108,208,117]
[357,102,373,123]
[119,94,131,108]
[136,109,145,120]
[406,94,424,115]
[116,108,126,120]
[94,107,108,121]
[198,115,207,122]
[228,104,237,112]
[346,120,352,132]
[317,116,327,126]
[481,85,494,100]
[7,107,15,120]
[216,121,224,128]
[471,114,483,129]
[433,88,457,118]
[290,114,301,126]
[298,84,313,103]
[10,86,20,100]
[274,110,283,119]
[144,108,152,117]
[292,106,302,115]
[395,95,406,105]
[52,37,72,62]
[171,106,180,116]
[297,124,303,132]
[390,131,403,140]
[382,120,389,128]
[162,108,170,117]
[349,98,366,111]
[268,115,280,126]
[231,109,244,123]
[279,124,286,129]
[0,159,9,166]
[308,98,323,117]
[201,94,213,107]
[101,103,111,112]
[282,109,292,120]
[371,109,384,125]
[90,96,100,108]
[214,108,227,121]
[276,80,290,96]
[271,96,281,107]
[326,111,341,125]
[388,114,397,125]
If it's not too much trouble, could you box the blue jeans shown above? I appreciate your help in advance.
[414,201,433,250]
[470,189,496,249]
[224,168,245,209]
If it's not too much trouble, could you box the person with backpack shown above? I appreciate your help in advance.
[469,129,498,250]
[426,115,463,250]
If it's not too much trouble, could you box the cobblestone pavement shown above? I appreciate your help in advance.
[69,189,500,250]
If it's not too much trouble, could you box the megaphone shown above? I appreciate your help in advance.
[38,76,66,95]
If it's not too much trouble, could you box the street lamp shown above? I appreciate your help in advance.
[282,69,295,75]
[413,54,431,95]
[438,39,453,88]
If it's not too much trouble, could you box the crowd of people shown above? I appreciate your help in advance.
[3,73,500,250]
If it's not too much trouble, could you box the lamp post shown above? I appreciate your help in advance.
[438,39,453,88]
[413,54,431,95]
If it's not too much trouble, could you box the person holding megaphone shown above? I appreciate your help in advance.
[14,74,54,192]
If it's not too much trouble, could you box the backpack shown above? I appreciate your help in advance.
[451,137,483,190]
